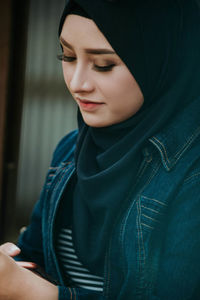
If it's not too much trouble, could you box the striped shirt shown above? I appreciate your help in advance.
[56,228,104,292]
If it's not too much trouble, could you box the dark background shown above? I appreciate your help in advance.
[0,0,77,243]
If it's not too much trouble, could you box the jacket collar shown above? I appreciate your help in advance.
[149,97,200,171]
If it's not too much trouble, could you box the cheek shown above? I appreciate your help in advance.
[98,69,144,117]
[99,71,143,102]
[115,70,144,105]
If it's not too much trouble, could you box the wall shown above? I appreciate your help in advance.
[15,0,77,228]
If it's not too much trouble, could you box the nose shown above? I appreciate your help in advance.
[69,63,94,94]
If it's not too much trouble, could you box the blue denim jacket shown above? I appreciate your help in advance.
[17,99,200,300]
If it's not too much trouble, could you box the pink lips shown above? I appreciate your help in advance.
[76,98,104,111]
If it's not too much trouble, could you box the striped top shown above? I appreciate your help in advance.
[56,228,104,292]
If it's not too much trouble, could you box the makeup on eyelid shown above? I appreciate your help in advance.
[57,54,116,72]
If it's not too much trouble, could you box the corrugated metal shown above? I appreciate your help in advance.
[16,0,77,223]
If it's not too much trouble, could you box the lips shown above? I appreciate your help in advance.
[76,97,103,104]
[76,97,104,111]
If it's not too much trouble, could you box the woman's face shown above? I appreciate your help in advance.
[60,14,144,127]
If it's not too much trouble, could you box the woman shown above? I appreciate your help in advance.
[0,0,200,299]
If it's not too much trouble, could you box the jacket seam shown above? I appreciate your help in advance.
[149,138,170,171]
[137,200,146,272]
[173,126,200,160]
[141,195,167,207]
[133,162,161,292]
[183,172,200,184]
[50,165,75,283]
[119,159,149,271]
[150,126,200,170]
[120,160,161,293]
[137,162,161,292]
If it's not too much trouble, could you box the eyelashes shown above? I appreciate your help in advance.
[94,64,115,72]
[57,54,75,62]
[57,54,116,72]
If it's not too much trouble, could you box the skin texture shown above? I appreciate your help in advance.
[60,14,144,128]
[0,243,58,300]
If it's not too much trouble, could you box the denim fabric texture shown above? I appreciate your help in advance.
[17,99,200,300]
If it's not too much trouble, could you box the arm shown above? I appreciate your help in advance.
[155,176,200,300]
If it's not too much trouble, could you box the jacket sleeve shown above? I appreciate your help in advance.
[15,191,45,267]
[15,131,76,265]
[154,175,200,300]
[15,130,105,299]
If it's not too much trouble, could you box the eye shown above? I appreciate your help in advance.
[57,54,76,62]
[94,64,116,72]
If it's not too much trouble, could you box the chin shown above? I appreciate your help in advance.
[84,120,107,128]
[82,116,109,128]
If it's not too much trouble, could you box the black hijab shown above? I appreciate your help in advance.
[59,0,200,275]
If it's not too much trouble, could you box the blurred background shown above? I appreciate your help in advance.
[0,0,77,243]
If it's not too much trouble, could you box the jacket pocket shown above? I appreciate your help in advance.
[139,195,168,231]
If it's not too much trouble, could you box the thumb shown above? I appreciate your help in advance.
[0,242,21,257]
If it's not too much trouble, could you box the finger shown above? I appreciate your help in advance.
[0,242,21,257]
[16,261,38,269]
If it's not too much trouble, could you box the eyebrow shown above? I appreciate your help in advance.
[60,36,116,55]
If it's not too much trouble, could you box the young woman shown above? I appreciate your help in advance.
[0,0,200,299]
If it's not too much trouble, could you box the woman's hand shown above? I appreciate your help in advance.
[0,242,37,269]
[0,242,21,257]
[0,243,58,300]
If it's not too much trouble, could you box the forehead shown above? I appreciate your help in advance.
[61,14,114,49]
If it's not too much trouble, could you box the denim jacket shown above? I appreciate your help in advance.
[17,99,200,300]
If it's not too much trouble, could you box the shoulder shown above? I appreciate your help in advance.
[50,129,78,167]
